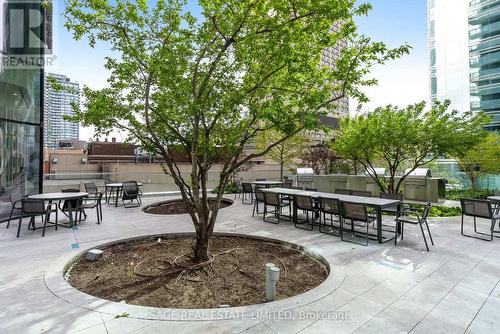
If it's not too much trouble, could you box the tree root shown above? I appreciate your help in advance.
[269,254,288,278]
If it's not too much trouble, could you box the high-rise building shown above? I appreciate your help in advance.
[469,0,500,130]
[43,73,80,148]
[0,0,46,222]
[428,0,471,113]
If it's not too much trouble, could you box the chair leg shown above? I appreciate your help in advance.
[42,213,49,237]
[96,206,101,224]
[425,220,434,245]
[16,216,23,238]
[419,223,430,251]
[7,207,15,228]
[252,200,257,217]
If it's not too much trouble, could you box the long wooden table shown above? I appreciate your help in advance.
[262,187,402,243]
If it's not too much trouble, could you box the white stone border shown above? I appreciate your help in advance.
[44,232,345,321]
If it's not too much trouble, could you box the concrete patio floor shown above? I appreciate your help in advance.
[1,196,499,334]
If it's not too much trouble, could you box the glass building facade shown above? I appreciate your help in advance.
[428,0,471,113]
[469,0,500,130]
[0,0,45,222]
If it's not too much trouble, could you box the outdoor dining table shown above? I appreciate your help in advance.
[252,180,283,188]
[262,187,402,243]
[27,192,89,228]
[105,182,143,207]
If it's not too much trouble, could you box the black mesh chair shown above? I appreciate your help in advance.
[59,189,85,224]
[335,189,351,195]
[282,180,293,188]
[318,197,341,236]
[17,199,58,238]
[293,194,319,231]
[263,192,290,224]
[122,181,141,208]
[84,182,99,195]
[252,189,265,217]
[376,192,404,231]
[304,187,318,192]
[241,183,253,204]
[351,190,372,197]
[79,192,104,224]
[233,179,243,199]
[460,198,500,241]
[340,202,375,246]
[395,203,434,251]
[6,187,23,229]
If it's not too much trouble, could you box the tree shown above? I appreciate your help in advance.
[300,144,339,175]
[255,130,308,179]
[457,133,500,190]
[64,0,410,262]
[334,101,489,194]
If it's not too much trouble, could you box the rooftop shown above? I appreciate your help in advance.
[1,195,499,333]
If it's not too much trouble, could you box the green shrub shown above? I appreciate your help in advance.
[407,204,461,217]
[212,181,240,194]
[445,189,493,201]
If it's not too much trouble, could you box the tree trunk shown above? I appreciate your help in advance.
[194,228,210,262]
[280,162,284,181]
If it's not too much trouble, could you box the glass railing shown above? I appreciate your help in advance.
[42,170,290,194]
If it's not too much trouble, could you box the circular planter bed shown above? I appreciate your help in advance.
[143,198,234,215]
[65,235,329,309]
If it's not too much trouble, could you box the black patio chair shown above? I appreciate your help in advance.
[17,199,58,237]
[293,194,319,231]
[340,201,375,246]
[6,187,23,229]
[241,182,254,204]
[290,186,303,190]
[79,192,104,224]
[318,197,341,236]
[122,181,141,208]
[375,192,404,231]
[395,203,434,251]
[351,190,372,197]
[282,179,293,188]
[263,192,290,224]
[335,189,351,195]
[252,189,265,217]
[460,198,500,241]
[304,187,318,192]
[233,179,243,199]
[59,189,85,224]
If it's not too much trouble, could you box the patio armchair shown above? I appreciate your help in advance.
[304,187,318,192]
[79,192,104,224]
[17,199,58,238]
[6,187,23,229]
[241,183,254,204]
[252,189,265,217]
[460,198,500,241]
[282,179,293,188]
[233,179,243,199]
[293,194,319,231]
[335,189,351,195]
[395,203,434,251]
[318,197,341,236]
[263,192,291,224]
[340,202,375,246]
[351,190,372,197]
[122,181,141,208]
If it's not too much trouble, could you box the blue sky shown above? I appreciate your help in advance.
[48,0,429,140]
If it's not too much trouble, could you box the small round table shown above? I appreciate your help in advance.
[105,182,143,207]
[28,192,89,227]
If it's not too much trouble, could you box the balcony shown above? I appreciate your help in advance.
[470,81,500,95]
[470,34,500,53]
[470,20,500,39]
[471,97,500,110]
[469,49,500,67]
[469,2,500,24]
